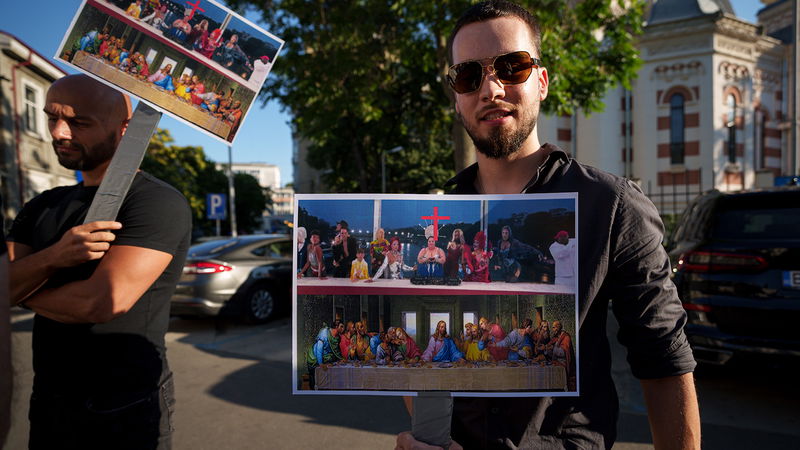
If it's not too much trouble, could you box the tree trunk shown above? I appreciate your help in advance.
[452,120,476,172]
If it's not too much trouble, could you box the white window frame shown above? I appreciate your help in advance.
[21,79,45,139]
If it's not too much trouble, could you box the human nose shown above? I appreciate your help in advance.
[50,118,72,141]
[479,63,505,102]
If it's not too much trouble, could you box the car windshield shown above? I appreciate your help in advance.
[713,206,800,240]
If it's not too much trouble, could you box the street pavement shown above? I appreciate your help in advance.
[5,306,799,449]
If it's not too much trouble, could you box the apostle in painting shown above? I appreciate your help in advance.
[421,321,464,363]
[532,320,551,358]
[393,327,421,362]
[305,320,344,390]
[375,330,403,365]
[546,320,576,390]
[478,317,508,361]
[490,318,534,361]
[464,323,492,362]
[348,320,374,361]
[339,321,354,358]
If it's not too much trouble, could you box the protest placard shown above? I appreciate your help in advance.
[56,0,283,144]
[293,193,580,397]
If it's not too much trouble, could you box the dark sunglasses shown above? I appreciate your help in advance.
[447,51,541,94]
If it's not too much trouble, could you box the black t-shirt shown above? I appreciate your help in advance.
[444,144,696,449]
[8,172,191,399]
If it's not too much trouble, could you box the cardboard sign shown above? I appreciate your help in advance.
[293,193,580,397]
[56,0,284,144]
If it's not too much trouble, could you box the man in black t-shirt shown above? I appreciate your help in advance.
[7,74,191,449]
[396,2,700,449]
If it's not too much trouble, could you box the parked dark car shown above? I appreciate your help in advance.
[170,234,293,323]
[668,187,800,365]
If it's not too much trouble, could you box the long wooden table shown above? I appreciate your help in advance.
[72,52,232,140]
[315,363,567,392]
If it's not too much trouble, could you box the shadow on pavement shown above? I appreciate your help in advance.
[205,356,411,434]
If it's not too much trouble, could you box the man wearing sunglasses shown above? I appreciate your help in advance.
[396,1,700,449]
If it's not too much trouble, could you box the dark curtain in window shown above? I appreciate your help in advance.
[669,93,685,165]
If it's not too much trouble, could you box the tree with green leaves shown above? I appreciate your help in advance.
[231,0,643,193]
[141,129,271,236]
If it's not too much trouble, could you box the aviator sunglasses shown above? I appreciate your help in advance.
[447,50,541,94]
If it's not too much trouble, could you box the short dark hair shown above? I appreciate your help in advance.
[521,318,533,329]
[448,0,542,64]
[338,220,349,230]
[356,247,366,254]
[310,229,320,237]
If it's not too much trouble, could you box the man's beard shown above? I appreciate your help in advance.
[53,133,117,171]
[460,105,538,160]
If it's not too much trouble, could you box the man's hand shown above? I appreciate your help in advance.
[8,221,121,305]
[51,221,122,268]
[395,432,463,450]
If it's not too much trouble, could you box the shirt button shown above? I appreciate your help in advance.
[490,407,499,414]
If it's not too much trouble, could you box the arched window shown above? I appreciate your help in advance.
[669,93,685,165]
[727,94,737,163]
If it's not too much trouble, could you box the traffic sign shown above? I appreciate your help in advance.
[207,193,227,220]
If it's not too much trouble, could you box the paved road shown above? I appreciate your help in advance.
[5,307,799,449]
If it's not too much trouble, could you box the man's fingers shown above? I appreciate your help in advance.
[85,231,117,243]
[82,221,122,232]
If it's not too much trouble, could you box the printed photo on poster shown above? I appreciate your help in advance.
[56,0,284,144]
[292,194,579,397]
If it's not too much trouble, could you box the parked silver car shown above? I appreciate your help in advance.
[170,234,293,323]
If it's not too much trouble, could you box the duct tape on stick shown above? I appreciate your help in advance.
[83,102,161,224]
[412,392,453,448]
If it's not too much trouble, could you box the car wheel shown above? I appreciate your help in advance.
[243,284,275,324]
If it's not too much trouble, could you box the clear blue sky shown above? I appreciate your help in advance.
[0,0,764,188]
[1,0,294,186]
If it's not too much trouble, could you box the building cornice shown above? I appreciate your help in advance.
[0,31,66,81]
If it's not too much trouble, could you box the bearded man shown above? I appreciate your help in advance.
[397,1,698,449]
[8,75,191,449]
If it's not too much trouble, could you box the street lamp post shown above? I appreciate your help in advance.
[381,146,404,193]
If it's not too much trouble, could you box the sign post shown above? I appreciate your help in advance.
[206,193,227,236]
[83,102,161,223]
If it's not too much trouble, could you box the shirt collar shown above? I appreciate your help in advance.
[444,143,570,194]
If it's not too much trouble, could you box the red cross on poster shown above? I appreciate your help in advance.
[421,207,450,241]
[185,0,206,19]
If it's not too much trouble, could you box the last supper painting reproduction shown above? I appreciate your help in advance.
[293,194,579,397]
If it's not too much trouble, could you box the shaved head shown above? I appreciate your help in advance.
[45,75,131,173]
[48,74,131,125]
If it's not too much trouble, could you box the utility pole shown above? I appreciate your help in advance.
[228,145,237,237]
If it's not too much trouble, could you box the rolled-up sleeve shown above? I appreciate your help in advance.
[608,180,696,379]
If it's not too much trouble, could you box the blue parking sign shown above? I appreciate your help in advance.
[206,193,227,220]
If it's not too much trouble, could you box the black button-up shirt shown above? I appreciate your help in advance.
[446,144,696,449]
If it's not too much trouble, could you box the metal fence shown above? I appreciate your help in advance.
[645,167,704,216]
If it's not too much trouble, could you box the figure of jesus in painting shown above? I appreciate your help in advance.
[421,321,464,363]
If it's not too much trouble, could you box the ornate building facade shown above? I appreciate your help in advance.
[538,0,797,214]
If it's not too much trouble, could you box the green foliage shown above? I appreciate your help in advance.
[141,129,270,235]
[230,0,644,193]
